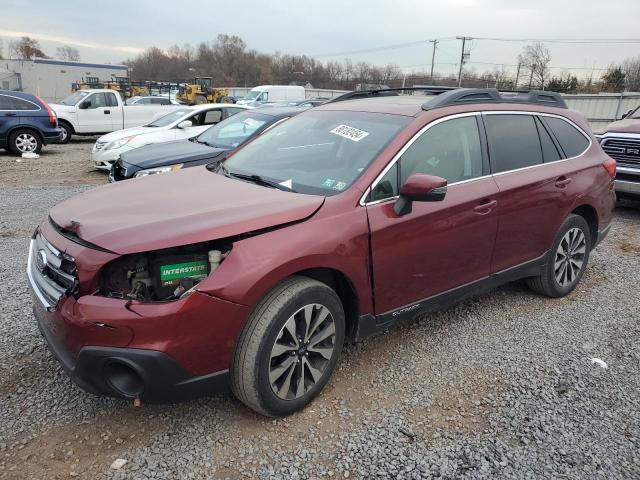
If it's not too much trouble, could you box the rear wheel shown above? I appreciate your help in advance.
[231,276,345,416]
[527,214,591,297]
[9,129,42,154]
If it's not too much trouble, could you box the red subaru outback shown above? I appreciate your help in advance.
[28,88,616,416]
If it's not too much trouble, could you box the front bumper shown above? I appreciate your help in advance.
[615,166,640,197]
[92,146,131,171]
[34,298,229,402]
[28,224,250,403]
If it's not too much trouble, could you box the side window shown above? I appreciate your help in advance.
[151,98,170,105]
[260,92,269,102]
[225,107,244,118]
[484,114,542,173]
[203,109,222,125]
[85,93,107,109]
[106,93,118,107]
[399,116,483,185]
[544,117,590,158]
[370,163,399,201]
[535,117,562,162]
[0,95,11,110]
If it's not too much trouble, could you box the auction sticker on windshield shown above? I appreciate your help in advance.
[330,125,369,142]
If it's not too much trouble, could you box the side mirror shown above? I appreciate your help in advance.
[79,101,91,109]
[622,109,634,119]
[177,120,193,129]
[394,173,447,216]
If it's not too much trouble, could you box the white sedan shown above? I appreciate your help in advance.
[91,104,249,170]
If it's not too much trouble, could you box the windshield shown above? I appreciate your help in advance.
[147,108,192,127]
[244,90,261,100]
[631,106,640,119]
[60,91,91,106]
[197,111,271,148]
[223,110,410,196]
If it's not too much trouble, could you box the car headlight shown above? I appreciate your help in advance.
[134,164,183,178]
[104,136,136,151]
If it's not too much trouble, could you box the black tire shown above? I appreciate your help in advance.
[231,276,345,417]
[8,128,42,155]
[527,214,591,298]
[58,121,72,144]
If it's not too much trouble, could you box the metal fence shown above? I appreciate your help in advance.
[562,93,640,131]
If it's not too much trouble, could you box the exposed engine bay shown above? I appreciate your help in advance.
[100,242,230,302]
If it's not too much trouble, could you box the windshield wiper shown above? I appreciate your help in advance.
[219,166,296,192]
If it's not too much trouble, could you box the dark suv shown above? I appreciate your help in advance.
[28,88,615,416]
[0,90,61,154]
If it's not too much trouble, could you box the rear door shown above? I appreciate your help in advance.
[485,113,577,272]
[0,94,19,146]
[367,113,500,314]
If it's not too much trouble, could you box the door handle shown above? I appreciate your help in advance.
[473,199,497,214]
[104,110,110,114]
[555,177,572,188]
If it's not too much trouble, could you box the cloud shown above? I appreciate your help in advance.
[0,29,143,55]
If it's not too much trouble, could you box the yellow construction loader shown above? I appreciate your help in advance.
[177,77,230,105]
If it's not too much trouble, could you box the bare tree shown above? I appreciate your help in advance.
[0,38,4,59]
[621,57,640,92]
[9,36,48,59]
[56,45,81,61]
[519,42,551,89]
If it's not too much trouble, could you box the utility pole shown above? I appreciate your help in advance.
[429,39,438,80]
[456,36,472,87]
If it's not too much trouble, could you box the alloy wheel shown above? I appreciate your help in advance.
[554,227,586,287]
[16,133,38,152]
[269,304,336,400]
[60,126,68,142]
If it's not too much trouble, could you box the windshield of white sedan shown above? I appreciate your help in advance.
[223,111,410,196]
[148,109,192,127]
[197,111,270,148]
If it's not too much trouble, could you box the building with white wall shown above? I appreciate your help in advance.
[0,58,128,102]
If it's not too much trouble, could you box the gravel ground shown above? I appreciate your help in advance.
[0,146,639,479]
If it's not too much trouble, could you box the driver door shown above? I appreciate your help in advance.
[77,92,113,133]
[366,114,500,315]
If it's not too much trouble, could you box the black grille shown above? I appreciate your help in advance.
[28,233,78,309]
[602,137,640,167]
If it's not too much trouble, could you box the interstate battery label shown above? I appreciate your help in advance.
[160,261,208,282]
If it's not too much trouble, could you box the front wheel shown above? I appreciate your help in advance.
[58,121,72,144]
[527,214,591,297]
[231,276,345,416]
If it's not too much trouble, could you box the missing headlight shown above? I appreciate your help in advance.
[100,242,230,302]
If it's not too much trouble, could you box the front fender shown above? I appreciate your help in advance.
[196,206,373,317]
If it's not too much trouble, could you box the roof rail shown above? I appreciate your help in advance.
[326,86,568,110]
[421,88,567,110]
[326,86,456,104]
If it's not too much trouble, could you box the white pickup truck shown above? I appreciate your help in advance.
[50,89,182,143]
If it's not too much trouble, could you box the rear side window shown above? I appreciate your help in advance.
[484,114,542,173]
[544,117,590,158]
[106,93,118,107]
[0,94,40,111]
[535,117,562,162]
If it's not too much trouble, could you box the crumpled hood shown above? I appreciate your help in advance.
[119,139,227,169]
[49,166,324,254]
[602,119,640,135]
[97,126,158,143]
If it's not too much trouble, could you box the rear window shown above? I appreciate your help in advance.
[484,114,543,173]
[544,117,590,158]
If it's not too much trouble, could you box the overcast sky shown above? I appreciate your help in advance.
[2,0,640,78]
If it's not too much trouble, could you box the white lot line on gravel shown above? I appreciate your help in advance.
[0,186,638,480]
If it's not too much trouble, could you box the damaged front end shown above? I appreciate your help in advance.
[99,241,231,302]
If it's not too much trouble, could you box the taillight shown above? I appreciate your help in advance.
[602,156,616,179]
[37,95,57,127]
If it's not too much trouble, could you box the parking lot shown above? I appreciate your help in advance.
[0,143,639,480]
